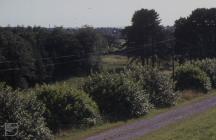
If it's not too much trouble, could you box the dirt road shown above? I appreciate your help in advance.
[85,96,216,140]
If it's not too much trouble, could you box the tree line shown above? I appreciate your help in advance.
[123,8,216,65]
[0,26,109,88]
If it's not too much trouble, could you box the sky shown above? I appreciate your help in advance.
[0,0,216,28]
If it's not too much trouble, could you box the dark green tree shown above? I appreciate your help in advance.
[175,8,216,61]
[123,9,163,66]
[75,26,107,72]
[0,26,107,88]
[0,30,36,88]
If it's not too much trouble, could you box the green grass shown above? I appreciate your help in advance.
[57,76,87,88]
[55,91,216,140]
[101,55,128,71]
[101,55,128,65]
[55,108,169,140]
[54,55,128,88]
[137,105,216,140]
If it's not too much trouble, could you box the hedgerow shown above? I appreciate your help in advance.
[83,72,151,120]
[190,59,216,87]
[125,65,178,107]
[175,64,211,93]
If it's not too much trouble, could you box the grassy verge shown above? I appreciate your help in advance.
[137,100,216,140]
[55,90,216,140]
[55,108,168,140]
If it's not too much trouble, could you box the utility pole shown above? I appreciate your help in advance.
[171,38,176,86]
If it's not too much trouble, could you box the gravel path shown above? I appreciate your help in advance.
[85,96,216,140]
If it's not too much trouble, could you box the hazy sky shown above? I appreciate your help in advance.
[0,0,216,27]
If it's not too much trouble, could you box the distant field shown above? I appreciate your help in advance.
[101,55,128,70]
[56,54,173,85]
[137,102,216,140]
[101,55,128,64]
[56,76,86,88]
[58,55,172,88]
[55,55,128,87]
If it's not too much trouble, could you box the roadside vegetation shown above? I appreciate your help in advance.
[1,57,216,140]
[56,90,216,140]
[137,105,216,140]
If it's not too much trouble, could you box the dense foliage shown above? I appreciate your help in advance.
[35,84,101,132]
[175,8,216,61]
[125,65,177,107]
[190,59,216,87]
[0,83,52,140]
[175,64,212,92]
[122,9,173,65]
[0,26,107,88]
[83,72,151,120]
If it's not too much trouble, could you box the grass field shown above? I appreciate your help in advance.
[137,105,216,140]
[101,55,128,65]
[101,55,128,71]
[55,55,128,87]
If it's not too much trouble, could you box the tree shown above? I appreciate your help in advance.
[11,26,53,83]
[175,8,216,61]
[0,30,36,88]
[123,9,163,66]
[75,26,107,72]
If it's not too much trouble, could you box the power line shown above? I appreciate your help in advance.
[0,68,20,72]
[45,58,91,66]
[117,38,176,55]
[0,38,177,72]
[0,56,98,72]
[0,38,177,64]
[0,52,102,64]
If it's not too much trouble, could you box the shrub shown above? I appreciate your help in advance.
[0,83,52,140]
[125,65,178,107]
[144,70,177,107]
[175,64,212,93]
[35,84,101,132]
[83,72,150,120]
[191,59,216,87]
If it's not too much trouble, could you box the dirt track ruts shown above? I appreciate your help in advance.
[85,96,216,140]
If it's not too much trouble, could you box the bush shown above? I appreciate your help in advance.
[0,83,52,140]
[83,72,151,120]
[35,84,101,132]
[191,59,216,87]
[125,65,178,107]
[175,64,212,93]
